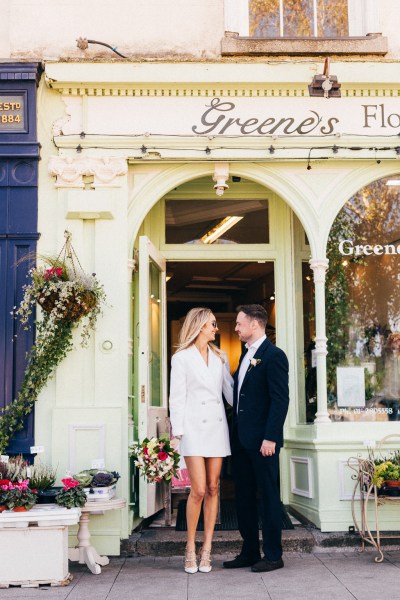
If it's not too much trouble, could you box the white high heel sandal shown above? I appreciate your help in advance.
[198,547,212,573]
[184,548,198,574]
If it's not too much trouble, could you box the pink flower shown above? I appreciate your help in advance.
[154,476,163,483]
[61,478,81,490]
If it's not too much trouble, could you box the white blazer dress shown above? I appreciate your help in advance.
[169,345,234,457]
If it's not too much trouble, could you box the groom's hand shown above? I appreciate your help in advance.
[260,440,276,457]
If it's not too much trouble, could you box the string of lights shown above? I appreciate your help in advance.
[52,132,400,170]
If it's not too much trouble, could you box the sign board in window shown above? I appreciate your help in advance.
[337,366,366,408]
[0,94,25,132]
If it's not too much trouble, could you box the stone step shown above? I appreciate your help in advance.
[121,526,399,557]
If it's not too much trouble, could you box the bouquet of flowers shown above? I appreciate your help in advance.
[55,477,87,509]
[1,479,38,510]
[130,436,180,484]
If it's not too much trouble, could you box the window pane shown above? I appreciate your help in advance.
[283,0,314,37]
[149,260,162,407]
[303,262,317,423]
[326,177,400,422]
[317,0,348,37]
[249,0,280,37]
[165,200,269,244]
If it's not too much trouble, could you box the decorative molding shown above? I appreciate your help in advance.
[48,156,127,188]
[45,86,400,98]
[128,338,133,357]
[309,258,329,283]
[290,456,314,499]
[68,423,106,474]
[314,336,328,357]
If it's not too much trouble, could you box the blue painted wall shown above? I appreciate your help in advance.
[0,63,41,454]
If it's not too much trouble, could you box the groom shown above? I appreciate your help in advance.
[223,304,289,573]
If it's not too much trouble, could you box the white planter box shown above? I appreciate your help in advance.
[84,483,116,501]
[0,506,81,588]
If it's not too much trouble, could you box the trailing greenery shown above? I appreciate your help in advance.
[0,243,106,455]
[0,319,74,454]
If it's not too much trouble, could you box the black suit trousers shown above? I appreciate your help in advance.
[231,426,282,562]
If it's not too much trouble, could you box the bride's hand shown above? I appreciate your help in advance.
[170,437,180,451]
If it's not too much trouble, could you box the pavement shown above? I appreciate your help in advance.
[1,550,400,600]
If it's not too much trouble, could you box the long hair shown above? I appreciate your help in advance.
[175,307,224,361]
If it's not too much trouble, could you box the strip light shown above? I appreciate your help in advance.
[201,216,243,244]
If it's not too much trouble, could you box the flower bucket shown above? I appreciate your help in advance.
[0,505,6,513]
[38,290,97,321]
[12,506,29,512]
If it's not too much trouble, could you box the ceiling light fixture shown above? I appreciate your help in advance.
[201,216,243,244]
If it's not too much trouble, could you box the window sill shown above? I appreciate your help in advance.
[221,33,388,56]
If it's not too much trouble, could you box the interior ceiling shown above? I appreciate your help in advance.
[167,261,274,302]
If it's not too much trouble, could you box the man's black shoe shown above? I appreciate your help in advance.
[223,555,260,569]
[251,558,284,573]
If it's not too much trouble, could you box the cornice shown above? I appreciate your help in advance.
[44,61,400,97]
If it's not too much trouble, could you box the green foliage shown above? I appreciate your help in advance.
[55,485,87,509]
[0,319,73,454]
[326,211,354,396]
[373,461,400,488]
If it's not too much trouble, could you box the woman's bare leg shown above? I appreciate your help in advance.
[202,457,223,550]
[184,456,206,550]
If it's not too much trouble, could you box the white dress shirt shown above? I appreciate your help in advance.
[237,334,266,410]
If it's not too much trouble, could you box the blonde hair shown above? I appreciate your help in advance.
[175,307,224,361]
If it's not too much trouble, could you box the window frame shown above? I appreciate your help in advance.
[224,0,381,38]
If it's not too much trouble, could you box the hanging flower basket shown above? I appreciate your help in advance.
[38,289,97,321]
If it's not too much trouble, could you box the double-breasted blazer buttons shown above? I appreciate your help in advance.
[169,345,234,457]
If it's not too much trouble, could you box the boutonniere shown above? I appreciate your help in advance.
[248,358,261,371]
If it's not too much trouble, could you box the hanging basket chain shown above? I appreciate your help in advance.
[56,230,86,279]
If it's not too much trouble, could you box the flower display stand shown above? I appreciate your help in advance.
[0,505,81,588]
[349,434,400,563]
[68,497,126,574]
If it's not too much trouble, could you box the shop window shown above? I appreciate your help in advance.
[249,0,349,38]
[165,199,269,245]
[326,176,400,422]
[303,262,316,423]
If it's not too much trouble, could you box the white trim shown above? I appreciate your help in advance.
[290,456,314,498]
[68,424,106,474]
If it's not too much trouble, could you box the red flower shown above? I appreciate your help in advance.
[143,447,149,456]
[158,451,168,461]
[0,479,10,485]
[44,267,64,280]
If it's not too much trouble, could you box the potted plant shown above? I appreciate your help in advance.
[74,469,120,501]
[55,478,87,509]
[2,480,38,511]
[372,461,400,489]
[0,479,10,512]
[29,462,59,504]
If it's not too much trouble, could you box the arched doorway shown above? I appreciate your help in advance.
[130,172,313,521]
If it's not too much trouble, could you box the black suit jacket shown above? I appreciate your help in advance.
[233,338,289,451]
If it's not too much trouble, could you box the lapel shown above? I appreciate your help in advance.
[240,337,271,391]
[233,348,247,412]
[190,345,219,394]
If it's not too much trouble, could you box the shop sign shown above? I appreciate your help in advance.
[0,94,25,131]
[85,96,400,138]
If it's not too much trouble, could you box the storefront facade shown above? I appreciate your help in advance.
[28,59,400,551]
